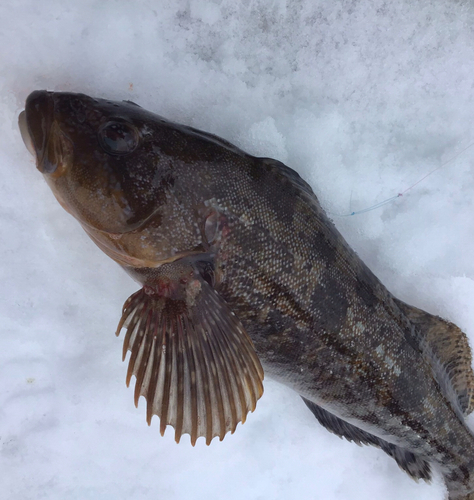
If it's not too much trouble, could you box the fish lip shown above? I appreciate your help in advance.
[18,110,36,156]
[23,90,55,172]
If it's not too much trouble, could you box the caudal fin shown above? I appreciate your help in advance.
[391,299,474,499]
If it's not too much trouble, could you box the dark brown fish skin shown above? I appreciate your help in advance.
[22,90,474,499]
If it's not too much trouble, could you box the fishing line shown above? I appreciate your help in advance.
[329,141,474,217]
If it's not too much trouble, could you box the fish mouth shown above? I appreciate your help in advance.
[19,91,54,167]
[19,90,72,175]
[18,110,36,156]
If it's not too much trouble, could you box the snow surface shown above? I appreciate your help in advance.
[2,1,474,499]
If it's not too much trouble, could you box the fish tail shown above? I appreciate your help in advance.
[393,298,474,499]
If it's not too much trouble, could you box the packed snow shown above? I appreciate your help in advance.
[2,1,474,499]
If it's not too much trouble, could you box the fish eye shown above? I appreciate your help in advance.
[98,120,139,155]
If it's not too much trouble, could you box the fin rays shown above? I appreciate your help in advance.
[394,298,474,417]
[116,282,264,445]
[302,398,432,482]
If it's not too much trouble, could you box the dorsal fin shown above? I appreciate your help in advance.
[394,298,474,416]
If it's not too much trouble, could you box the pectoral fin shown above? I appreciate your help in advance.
[115,265,264,445]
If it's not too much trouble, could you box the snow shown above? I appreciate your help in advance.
[2,1,474,499]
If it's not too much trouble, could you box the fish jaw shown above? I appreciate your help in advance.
[19,91,54,168]
[20,91,76,215]
[81,220,205,270]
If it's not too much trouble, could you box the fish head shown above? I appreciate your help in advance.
[19,90,206,267]
[19,90,174,233]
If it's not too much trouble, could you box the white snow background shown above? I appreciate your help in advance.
[2,1,474,499]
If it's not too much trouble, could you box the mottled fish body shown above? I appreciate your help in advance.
[19,90,474,499]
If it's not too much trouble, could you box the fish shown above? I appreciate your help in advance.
[19,89,474,499]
